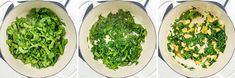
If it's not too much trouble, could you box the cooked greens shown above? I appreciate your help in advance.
[6,8,68,68]
[89,9,147,70]
[167,7,227,70]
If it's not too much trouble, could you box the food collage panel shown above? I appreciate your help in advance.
[0,0,235,78]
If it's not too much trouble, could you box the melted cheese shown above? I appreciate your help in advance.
[184,34,192,38]
[181,20,190,25]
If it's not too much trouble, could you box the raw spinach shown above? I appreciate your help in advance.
[7,8,67,68]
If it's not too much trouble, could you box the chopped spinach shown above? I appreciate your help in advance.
[6,8,67,68]
[167,7,227,70]
[89,9,147,70]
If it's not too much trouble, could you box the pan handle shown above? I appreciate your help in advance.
[159,0,190,22]
[45,0,70,12]
[80,1,93,21]
[219,0,228,7]
[45,0,70,7]
[127,0,149,12]
[0,1,10,23]
[159,1,173,22]
[0,0,16,25]
[129,0,149,8]
[80,0,107,21]
[206,0,228,13]
[0,0,16,61]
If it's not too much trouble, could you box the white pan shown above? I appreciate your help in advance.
[79,1,156,77]
[0,1,77,77]
[159,1,235,77]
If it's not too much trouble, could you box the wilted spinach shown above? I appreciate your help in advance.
[89,9,147,70]
[167,7,227,70]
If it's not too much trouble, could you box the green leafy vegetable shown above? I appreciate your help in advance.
[167,7,227,70]
[89,9,147,70]
[6,8,68,69]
